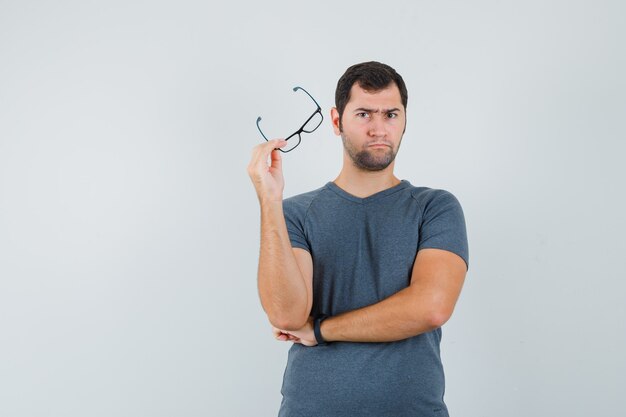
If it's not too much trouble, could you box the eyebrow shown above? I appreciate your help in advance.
[353,107,402,113]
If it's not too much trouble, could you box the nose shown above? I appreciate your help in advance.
[368,116,386,137]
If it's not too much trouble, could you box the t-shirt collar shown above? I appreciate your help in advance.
[326,180,411,203]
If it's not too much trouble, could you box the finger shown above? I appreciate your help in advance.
[272,327,290,337]
[270,148,282,171]
[260,139,287,155]
[250,139,286,171]
[273,328,292,342]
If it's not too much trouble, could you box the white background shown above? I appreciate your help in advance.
[1,1,624,416]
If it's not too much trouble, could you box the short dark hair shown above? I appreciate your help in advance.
[335,61,408,122]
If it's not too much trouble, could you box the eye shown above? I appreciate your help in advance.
[356,112,369,118]
[387,112,398,119]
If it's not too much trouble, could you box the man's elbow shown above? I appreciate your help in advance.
[260,296,310,330]
[424,306,454,329]
[267,311,309,331]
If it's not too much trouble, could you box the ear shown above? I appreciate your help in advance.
[330,107,341,136]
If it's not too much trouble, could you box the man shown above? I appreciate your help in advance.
[247,61,469,417]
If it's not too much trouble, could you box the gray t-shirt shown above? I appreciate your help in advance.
[279,180,469,417]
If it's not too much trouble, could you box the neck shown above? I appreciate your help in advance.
[333,161,401,199]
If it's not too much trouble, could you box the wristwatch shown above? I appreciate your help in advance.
[314,315,329,346]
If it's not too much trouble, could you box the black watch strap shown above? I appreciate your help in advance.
[313,315,329,346]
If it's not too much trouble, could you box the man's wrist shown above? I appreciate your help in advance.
[260,198,283,209]
[314,315,330,345]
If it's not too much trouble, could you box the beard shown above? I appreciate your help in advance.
[341,133,401,172]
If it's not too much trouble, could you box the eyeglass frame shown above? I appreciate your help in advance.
[256,86,323,153]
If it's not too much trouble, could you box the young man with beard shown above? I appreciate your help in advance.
[247,61,469,417]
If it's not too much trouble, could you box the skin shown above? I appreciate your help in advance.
[247,82,467,346]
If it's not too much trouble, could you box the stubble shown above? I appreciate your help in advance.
[341,133,401,172]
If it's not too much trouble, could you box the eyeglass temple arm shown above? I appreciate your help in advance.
[293,86,321,110]
[256,116,270,141]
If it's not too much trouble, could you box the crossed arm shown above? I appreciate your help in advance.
[274,253,466,346]
[303,247,466,344]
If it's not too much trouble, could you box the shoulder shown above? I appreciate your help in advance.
[404,183,463,213]
[283,184,331,219]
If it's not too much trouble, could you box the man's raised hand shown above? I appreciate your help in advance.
[247,139,288,204]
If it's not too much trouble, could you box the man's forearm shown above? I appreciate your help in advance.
[319,285,447,343]
[258,201,310,330]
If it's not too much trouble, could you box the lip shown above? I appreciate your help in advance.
[368,143,391,148]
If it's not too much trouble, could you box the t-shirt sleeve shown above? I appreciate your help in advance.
[282,198,311,253]
[417,190,469,269]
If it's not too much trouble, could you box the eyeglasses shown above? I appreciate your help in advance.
[256,86,323,153]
